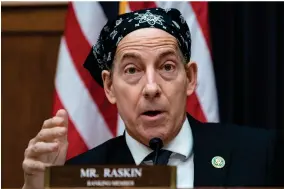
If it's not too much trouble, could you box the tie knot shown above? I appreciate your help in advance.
[144,149,172,165]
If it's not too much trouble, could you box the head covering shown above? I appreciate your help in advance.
[84,7,192,87]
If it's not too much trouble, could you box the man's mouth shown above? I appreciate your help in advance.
[142,111,162,117]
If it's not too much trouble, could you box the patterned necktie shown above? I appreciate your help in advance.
[144,149,172,165]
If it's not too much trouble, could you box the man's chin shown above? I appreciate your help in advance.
[141,129,168,144]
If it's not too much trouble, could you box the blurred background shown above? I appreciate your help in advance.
[2,1,284,187]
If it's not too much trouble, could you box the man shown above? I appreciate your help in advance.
[22,7,283,189]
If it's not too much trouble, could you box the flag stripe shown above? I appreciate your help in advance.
[185,2,219,122]
[55,37,113,149]
[187,93,207,122]
[72,2,108,45]
[65,3,118,136]
[189,2,211,52]
[128,1,157,11]
[52,90,88,159]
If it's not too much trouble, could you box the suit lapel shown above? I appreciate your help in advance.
[108,134,136,165]
[188,114,232,186]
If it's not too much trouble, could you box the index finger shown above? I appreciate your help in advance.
[55,109,68,127]
[42,109,68,129]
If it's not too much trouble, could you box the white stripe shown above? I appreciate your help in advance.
[73,1,122,139]
[72,2,108,45]
[117,115,125,136]
[73,1,125,138]
[156,2,219,122]
[55,38,113,148]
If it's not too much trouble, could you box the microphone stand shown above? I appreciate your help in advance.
[149,138,163,165]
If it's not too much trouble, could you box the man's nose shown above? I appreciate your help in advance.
[142,70,161,99]
[142,83,161,99]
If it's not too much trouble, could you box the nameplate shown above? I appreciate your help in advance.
[45,165,176,188]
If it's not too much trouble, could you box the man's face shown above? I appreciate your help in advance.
[102,28,197,145]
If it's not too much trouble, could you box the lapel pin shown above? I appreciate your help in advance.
[212,156,225,168]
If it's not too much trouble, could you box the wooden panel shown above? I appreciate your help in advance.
[2,4,67,188]
[1,1,68,6]
[2,5,67,32]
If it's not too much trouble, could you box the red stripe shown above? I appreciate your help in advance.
[52,90,88,160]
[187,94,206,122]
[128,1,157,11]
[64,3,118,136]
[128,1,207,122]
[189,2,212,52]
[187,2,211,122]
[188,2,214,122]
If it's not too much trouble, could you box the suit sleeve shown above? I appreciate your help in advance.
[267,130,284,186]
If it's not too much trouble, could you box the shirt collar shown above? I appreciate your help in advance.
[125,118,193,165]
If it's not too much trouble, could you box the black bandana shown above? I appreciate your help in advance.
[84,7,191,87]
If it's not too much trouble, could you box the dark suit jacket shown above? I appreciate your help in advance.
[65,114,283,187]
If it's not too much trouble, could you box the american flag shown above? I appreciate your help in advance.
[52,1,219,160]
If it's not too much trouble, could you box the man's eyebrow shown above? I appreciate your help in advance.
[120,52,142,61]
[157,50,178,60]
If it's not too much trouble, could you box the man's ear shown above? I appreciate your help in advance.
[102,70,116,104]
[185,61,198,96]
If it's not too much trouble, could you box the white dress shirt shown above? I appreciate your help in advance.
[125,118,194,188]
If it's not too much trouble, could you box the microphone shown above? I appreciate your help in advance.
[149,138,163,165]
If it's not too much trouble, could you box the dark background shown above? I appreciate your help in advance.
[209,4,284,181]
[209,2,284,133]
[209,3,284,182]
